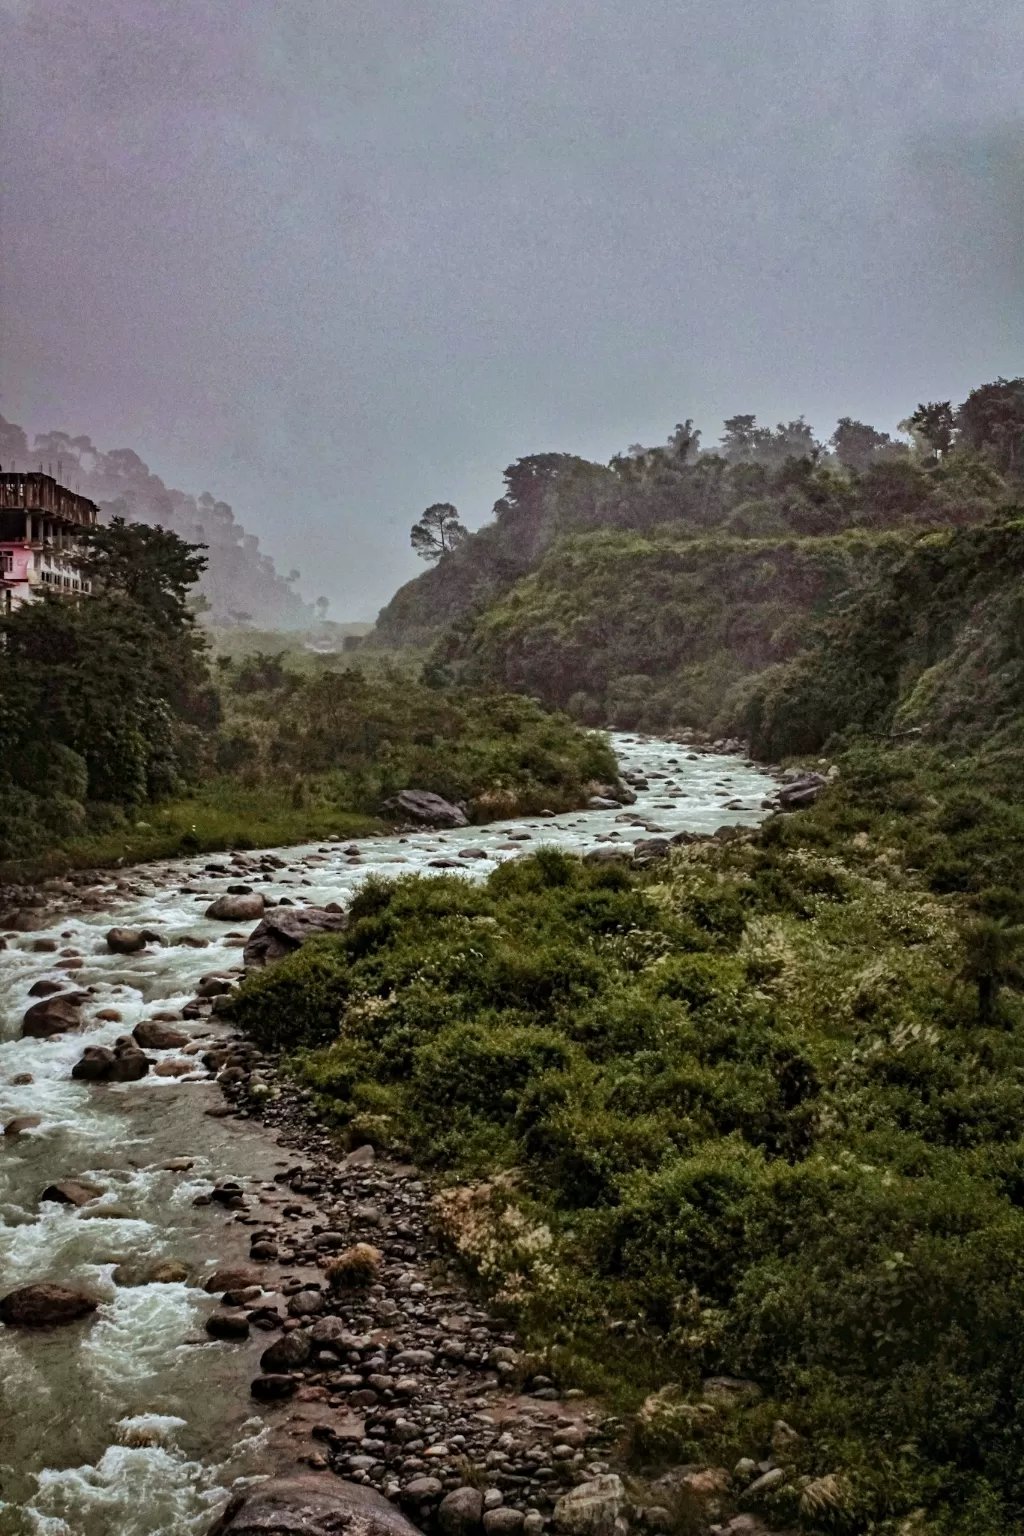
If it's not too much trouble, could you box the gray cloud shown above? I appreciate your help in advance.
[1,0,1021,616]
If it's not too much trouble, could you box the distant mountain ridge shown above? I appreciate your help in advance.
[0,414,313,629]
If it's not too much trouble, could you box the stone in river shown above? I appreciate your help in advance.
[207,1476,422,1536]
[21,993,87,1038]
[41,1179,103,1207]
[153,1058,195,1077]
[72,1046,117,1081]
[0,1283,98,1327]
[205,893,265,921]
[133,1020,189,1050]
[260,1330,312,1371]
[4,1115,42,1137]
[109,1040,150,1081]
[27,978,64,998]
[242,905,349,970]
[106,927,148,954]
[173,933,210,948]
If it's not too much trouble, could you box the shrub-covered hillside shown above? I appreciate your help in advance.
[374,380,1020,651]
[739,517,1024,763]
[431,528,908,731]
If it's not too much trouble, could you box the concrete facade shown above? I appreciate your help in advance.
[0,473,99,612]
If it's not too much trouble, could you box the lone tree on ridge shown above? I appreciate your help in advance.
[410,503,468,562]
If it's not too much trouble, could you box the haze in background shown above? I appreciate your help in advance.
[1,0,1021,619]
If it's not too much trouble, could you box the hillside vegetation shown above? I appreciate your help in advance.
[376,379,1022,736]
[433,528,907,731]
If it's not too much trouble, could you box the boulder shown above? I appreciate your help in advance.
[205,1265,262,1294]
[380,789,469,829]
[632,838,670,861]
[133,1020,189,1050]
[4,1114,42,1137]
[777,773,826,810]
[583,846,633,864]
[41,1179,103,1207]
[260,1330,312,1372]
[28,978,65,998]
[205,893,265,922]
[21,994,87,1039]
[243,906,349,970]
[439,1487,484,1536]
[72,1046,117,1081]
[553,1477,626,1536]
[207,1476,422,1536]
[0,1282,98,1327]
[104,1039,150,1082]
[106,927,148,954]
[206,1310,251,1340]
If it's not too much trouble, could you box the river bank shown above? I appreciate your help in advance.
[0,737,778,1535]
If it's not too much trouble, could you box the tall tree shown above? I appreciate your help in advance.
[903,401,955,461]
[831,417,893,472]
[955,378,1024,479]
[410,503,468,562]
[79,517,207,635]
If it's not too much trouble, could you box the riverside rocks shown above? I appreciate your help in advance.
[208,1477,422,1536]
[243,906,350,969]
[0,1283,98,1327]
[41,1179,103,1207]
[72,1038,150,1082]
[380,789,470,829]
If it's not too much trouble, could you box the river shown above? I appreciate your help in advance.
[0,736,776,1536]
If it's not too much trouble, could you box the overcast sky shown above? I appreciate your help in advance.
[1,0,1022,618]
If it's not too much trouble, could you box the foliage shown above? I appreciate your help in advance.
[233,820,1024,1532]
[373,378,1016,651]
[431,529,905,731]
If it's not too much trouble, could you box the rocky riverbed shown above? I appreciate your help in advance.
[0,737,782,1535]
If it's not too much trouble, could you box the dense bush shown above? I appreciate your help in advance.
[233,831,1024,1531]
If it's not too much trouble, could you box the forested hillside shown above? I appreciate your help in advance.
[378,380,1023,737]
[0,413,313,628]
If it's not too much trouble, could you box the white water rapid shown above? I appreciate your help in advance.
[0,736,776,1535]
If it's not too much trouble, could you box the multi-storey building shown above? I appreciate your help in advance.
[0,472,99,613]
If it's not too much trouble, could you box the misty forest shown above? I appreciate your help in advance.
[4,5,1024,1536]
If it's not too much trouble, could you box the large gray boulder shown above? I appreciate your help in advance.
[243,906,349,969]
[381,789,469,828]
[207,1477,421,1536]
[106,927,147,954]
